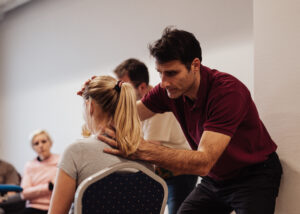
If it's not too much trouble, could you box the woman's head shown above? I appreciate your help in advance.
[30,130,53,160]
[82,75,141,156]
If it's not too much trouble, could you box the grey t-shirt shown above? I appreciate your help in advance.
[59,136,152,187]
[59,136,153,214]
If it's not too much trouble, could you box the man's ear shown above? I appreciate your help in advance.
[191,58,201,73]
[137,82,147,94]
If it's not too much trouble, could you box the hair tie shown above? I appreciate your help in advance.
[114,80,123,93]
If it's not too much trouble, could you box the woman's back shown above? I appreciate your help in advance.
[49,76,149,214]
[59,136,152,187]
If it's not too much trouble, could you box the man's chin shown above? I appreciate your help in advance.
[167,91,180,99]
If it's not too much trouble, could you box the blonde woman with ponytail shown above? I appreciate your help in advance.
[48,76,152,214]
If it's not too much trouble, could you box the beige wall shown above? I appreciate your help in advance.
[254,0,300,213]
[0,0,253,174]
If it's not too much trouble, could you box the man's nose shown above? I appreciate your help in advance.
[160,75,170,88]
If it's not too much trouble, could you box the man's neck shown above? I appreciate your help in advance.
[185,71,201,101]
[143,85,153,97]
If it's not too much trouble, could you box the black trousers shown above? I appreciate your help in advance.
[178,152,282,214]
[21,208,47,214]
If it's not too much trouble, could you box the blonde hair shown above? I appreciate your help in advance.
[83,76,141,156]
[29,129,53,146]
[81,124,92,138]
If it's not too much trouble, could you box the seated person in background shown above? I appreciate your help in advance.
[0,159,21,214]
[48,75,152,214]
[21,130,59,214]
[0,159,20,186]
[0,159,20,197]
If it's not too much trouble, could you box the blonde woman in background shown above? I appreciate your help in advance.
[21,130,59,214]
[48,76,152,214]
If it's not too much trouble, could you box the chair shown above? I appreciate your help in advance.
[74,162,168,214]
[0,185,25,214]
[0,185,22,196]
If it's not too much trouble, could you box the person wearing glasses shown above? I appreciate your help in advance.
[21,130,59,214]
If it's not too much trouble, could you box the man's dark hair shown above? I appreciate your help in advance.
[148,27,202,70]
[113,58,149,87]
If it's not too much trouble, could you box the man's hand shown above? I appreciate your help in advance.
[77,76,96,96]
[98,126,122,155]
[98,127,160,160]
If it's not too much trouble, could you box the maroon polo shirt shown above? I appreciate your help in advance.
[142,65,277,180]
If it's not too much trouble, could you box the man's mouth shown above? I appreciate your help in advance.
[166,88,176,93]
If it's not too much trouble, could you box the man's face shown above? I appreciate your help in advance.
[156,60,196,99]
[119,74,143,100]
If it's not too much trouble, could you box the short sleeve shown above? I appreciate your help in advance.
[204,90,250,137]
[142,84,171,113]
[142,113,173,142]
[58,143,81,180]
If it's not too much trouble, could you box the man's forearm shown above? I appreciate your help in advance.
[134,142,211,176]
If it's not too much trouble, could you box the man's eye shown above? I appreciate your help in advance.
[166,72,176,76]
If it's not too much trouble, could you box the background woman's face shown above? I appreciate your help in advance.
[32,133,52,160]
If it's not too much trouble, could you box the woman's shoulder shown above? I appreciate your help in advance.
[64,137,105,153]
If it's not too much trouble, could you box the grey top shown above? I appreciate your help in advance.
[59,136,152,187]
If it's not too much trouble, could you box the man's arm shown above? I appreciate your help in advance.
[101,130,231,176]
[137,101,155,121]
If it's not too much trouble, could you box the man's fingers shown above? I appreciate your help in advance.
[77,77,96,96]
[103,148,123,156]
[103,127,116,139]
[98,134,118,148]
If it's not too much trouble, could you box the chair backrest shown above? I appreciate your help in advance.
[0,185,23,196]
[74,162,168,214]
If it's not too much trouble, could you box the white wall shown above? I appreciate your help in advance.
[0,0,253,176]
[254,0,300,213]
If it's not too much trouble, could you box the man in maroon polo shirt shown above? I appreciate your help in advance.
[100,27,282,214]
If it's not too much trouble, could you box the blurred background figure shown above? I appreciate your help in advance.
[0,159,22,214]
[20,130,59,214]
[114,58,198,214]
[0,159,20,186]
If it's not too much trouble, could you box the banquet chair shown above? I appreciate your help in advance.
[74,162,168,214]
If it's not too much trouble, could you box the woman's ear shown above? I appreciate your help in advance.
[89,99,94,116]
[86,98,94,116]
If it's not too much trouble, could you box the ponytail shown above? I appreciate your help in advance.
[113,82,141,156]
[84,76,141,156]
